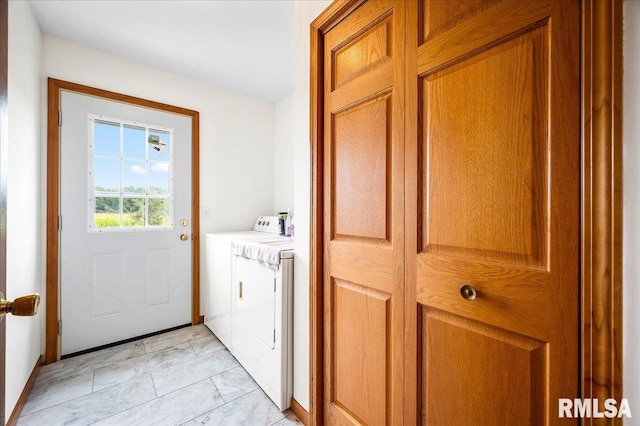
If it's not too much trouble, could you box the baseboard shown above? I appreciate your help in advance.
[290,398,309,425]
[7,355,43,425]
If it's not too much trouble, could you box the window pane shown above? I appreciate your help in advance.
[148,130,170,160]
[123,125,146,159]
[94,197,120,228]
[123,160,146,194]
[94,157,121,192]
[89,115,174,232]
[94,120,120,157]
[123,198,145,227]
[149,162,170,194]
[148,198,170,227]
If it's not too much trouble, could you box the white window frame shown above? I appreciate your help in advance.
[87,113,175,233]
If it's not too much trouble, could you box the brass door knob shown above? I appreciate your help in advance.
[180,233,189,241]
[459,285,477,301]
[0,292,40,317]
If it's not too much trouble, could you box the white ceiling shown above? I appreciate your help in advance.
[29,0,296,103]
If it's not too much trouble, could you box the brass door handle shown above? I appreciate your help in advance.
[0,292,40,317]
[180,233,189,241]
[459,285,477,301]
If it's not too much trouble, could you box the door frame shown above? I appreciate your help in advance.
[308,0,623,424]
[45,78,201,364]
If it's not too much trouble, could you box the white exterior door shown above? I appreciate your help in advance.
[60,91,192,355]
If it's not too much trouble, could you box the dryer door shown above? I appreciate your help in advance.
[233,256,276,350]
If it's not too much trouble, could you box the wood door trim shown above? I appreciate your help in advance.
[309,0,623,423]
[45,78,201,364]
[581,0,623,413]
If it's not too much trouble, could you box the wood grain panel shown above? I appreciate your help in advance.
[416,254,550,341]
[416,0,551,76]
[329,65,393,113]
[332,279,389,426]
[329,240,393,295]
[325,1,393,70]
[333,93,391,242]
[422,27,547,267]
[333,15,392,90]
[422,307,546,425]
[421,0,502,43]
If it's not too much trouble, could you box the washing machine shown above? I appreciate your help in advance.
[203,216,294,410]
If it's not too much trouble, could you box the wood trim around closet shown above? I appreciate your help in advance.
[45,78,201,364]
[308,0,623,423]
[581,0,623,413]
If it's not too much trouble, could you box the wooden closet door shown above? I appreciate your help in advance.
[406,0,580,424]
[322,1,405,424]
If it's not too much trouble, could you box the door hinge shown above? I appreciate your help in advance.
[273,329,276,344]
[58,110,62,126]
[58,320,62,335]
[273,278,276,292]
[58,215,62,231]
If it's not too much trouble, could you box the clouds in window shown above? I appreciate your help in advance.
[130,164,146,175]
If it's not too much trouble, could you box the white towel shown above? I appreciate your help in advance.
[232,237,294,270]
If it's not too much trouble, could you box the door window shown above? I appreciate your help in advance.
[88,114,174,232]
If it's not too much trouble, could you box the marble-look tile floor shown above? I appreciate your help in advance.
[17,325,301,426]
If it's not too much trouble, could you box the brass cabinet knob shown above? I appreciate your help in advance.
[459,285,477,301]
[0,293,40,317]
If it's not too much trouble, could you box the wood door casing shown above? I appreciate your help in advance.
[581,0,624,411]
[322,1,405,424]
[411,0,580,424]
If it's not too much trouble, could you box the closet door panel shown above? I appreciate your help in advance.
[322,1,405,424]
[412,0,580,424]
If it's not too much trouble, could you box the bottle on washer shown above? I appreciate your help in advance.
[278,212,287,236]
[285,209,292,237]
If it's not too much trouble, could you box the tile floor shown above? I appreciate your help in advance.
[17,325,301,426]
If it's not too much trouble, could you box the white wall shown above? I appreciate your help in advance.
[41,34,276,313]
[623,1,640,421]
[274,93,295,213]
[42,35,276,233]
[291,0,333,411]
[6,1,43,421]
